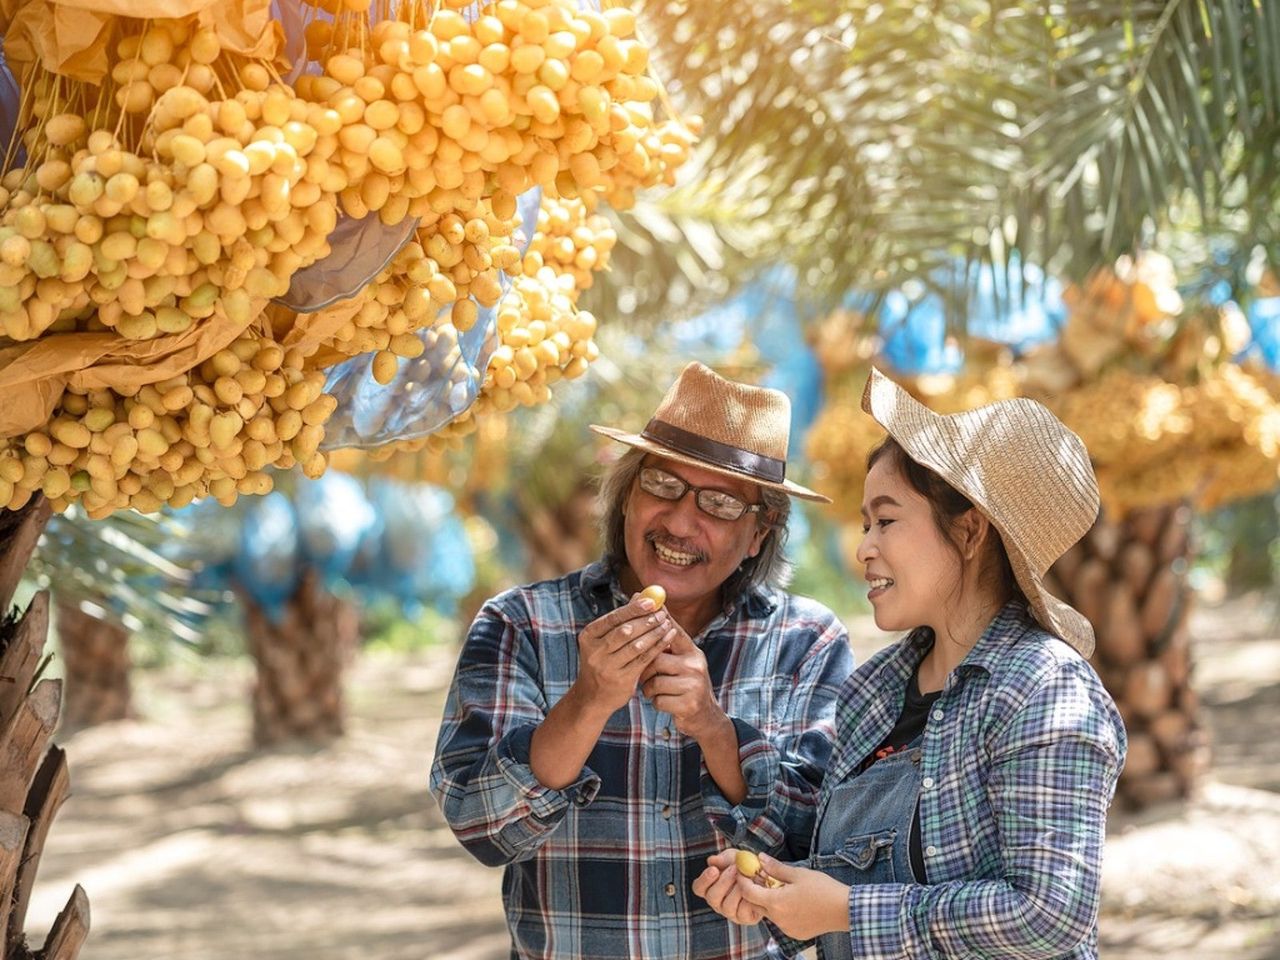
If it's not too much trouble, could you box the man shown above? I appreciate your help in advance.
[430,362,854,959]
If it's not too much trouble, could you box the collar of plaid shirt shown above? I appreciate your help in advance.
[825,600,1041,785]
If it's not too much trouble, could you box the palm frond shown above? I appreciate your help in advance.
[628,0,1280,323]
[1022,0,1280,275]
[641,0,1045,301]
[583,167,776,326]
[29,507,214,644]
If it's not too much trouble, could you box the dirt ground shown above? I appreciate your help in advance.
[26,593,1280,960]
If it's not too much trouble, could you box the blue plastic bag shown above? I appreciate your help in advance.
[293,472,379,586]
[1247,297,1280,371]
[0,50,23,169]
[320,186,542,448]
[674,266,827,454]
[232,492,301,621]
[173,497,245,592]
[276,211,422,312]
[358,479,475,612]
[271,0,307,83]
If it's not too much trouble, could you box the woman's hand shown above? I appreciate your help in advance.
[737,853,851,940]
[692,850,767,926]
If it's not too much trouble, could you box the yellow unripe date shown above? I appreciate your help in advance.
[83,408,117,433]
[50,420,92,449]
[24,433,53,458]
[372,349,399,384]
[0,235,29,267]
[110,435,139,466]
[45,113,87,146]
[276,408,303,441]
[639,585,666,609]
[365,99,400,131]
[369,138,405,174]
[210,412,243,449]
[190,27,221,64]
[42,468,72,499]
[327,54,365,86]
[451,297,479,331]
[734,849,783,887]
[528,86,561,124]
[136,428,169,458]
[734,849,761,877]
[511,45,546,74]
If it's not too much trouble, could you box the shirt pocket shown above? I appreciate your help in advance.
[812,829,899,885]
[718,683,777,736]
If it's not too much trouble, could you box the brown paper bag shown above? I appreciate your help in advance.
[0,296,265,438]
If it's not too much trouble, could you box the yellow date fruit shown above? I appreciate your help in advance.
[734,849,762,877]
[734,849,783,887]
[639,584,666,609]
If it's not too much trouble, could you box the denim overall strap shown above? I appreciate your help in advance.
[809,746,923,960]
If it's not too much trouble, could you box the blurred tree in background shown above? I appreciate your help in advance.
[609,0,1280,320]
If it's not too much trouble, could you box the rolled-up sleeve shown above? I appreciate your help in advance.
[702,621,854,860]
[842,660,1126,959]
[430,599,601,867]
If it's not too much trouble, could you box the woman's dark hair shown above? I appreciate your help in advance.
[866,436,1023,606]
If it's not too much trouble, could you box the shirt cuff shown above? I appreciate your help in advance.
[700,717,780,842]
[495,723,602,820]
[845,884,913,960]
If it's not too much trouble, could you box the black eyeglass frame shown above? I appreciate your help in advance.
[636,466,767,522]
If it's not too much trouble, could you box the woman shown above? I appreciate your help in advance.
[693,368,1127,959]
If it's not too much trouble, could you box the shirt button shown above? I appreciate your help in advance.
[931,709,944,722]
[662,728,672,741]
[574,794,588,806]
[922,777,935,789]
[662,804,672,819]
[664,883,676,896]
[925,845,938,857]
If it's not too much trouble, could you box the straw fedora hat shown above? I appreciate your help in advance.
[861,367,1100,657]
[590,361,829,503]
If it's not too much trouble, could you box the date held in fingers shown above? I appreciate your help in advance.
[640,585,667,609]
[735,849,783,887]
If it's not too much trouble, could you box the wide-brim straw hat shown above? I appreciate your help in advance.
[590,361,829,503]
[861,366,1100,657]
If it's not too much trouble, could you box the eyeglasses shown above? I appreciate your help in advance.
[637,466,766,522]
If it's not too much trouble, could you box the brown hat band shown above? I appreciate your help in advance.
[640,419,786,484]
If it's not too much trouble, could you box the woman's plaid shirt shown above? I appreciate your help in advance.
[430,561,854,960]
[711,601,1127,960]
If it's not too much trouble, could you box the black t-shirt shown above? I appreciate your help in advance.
[860,672,941,881]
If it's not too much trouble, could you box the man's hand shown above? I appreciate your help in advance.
[639,624,724,740]
[574,598,676,716]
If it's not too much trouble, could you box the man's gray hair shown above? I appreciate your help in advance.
[597,447,793,595]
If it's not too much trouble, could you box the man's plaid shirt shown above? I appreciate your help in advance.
[430,561,854,960]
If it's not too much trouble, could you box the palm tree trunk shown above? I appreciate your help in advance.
[0,500,50,616]
[1045,502,1209,809]
[0,499,90,960]
[55,599,132,730]
[240,570,358,747]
